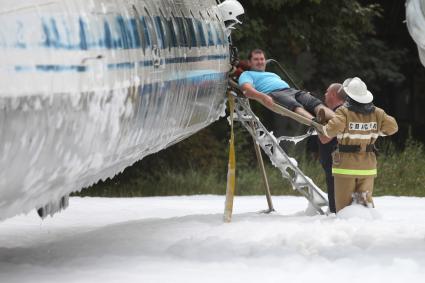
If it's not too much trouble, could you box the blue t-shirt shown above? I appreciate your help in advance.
[238,71,290,94]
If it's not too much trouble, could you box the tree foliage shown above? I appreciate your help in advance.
[84,0,423,196]
[233,0,405,94]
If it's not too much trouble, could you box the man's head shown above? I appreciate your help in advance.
[324,83,345,109]
[248,49,266,72]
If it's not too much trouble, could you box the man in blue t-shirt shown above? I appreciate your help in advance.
[238,49,334,121]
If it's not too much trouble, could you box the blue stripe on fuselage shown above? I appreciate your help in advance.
[14,54,229,73]
[31,15,226,50]
[138,71,227,96]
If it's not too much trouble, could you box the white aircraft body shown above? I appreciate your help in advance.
[406,0,425,66]
[0,0,243,220]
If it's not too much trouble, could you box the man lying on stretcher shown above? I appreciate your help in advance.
[238,49,334,122]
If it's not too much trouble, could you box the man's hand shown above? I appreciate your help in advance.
[241,83,275,108]
[311,123,326,136]
[262,95,274,108]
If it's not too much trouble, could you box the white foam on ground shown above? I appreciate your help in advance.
[337,204,382,220]
[0,195,425,283]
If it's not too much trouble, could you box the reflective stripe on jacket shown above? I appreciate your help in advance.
[323,106,398,178]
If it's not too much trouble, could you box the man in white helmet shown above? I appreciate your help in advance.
[320,77,398,212]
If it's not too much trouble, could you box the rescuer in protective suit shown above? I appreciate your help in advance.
[320,77,398,212]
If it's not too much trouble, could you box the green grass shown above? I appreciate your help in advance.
[75,138,425,198]
[76,166,297,198]
[374,140,425,196]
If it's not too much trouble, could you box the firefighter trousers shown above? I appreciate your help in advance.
[334,176,375,212]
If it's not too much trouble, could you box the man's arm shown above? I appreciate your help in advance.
[380,111,398,136]
[323,107,347,138]
[240,83,274,108]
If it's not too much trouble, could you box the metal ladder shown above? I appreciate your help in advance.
[232,94,329,215]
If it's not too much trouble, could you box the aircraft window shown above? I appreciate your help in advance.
[126,17,139,49]
[195,19,207,47]
[154,16,167,49]
[179,11,192,49]
[132,5,146,53]
[117,16,130,49]
[214,22,224,46]
[126,11,138,49]
[159,9,173,51]
[144,7,159,49]
[206,22,215,46]
[173,13,189,47]
[186,18,198,48]
[141,17,151,48]
[170,13,181,48]
[166,17,178,48]
[182,11,197,48]
[41,18,65,47]
[79,18,88,50]
[189,10,201,47]
[102,20,112,49]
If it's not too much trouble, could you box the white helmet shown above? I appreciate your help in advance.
[218,0,244,24]
[342,77,373,104]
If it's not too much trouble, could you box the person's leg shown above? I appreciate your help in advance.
[321,162,336,213]
[334,176,356,212]
[269,90,316,119]
[355,177,375,208]
[295,91,335,121]
[327,171,336,214]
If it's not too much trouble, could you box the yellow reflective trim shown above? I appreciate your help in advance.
[332,168,377,175]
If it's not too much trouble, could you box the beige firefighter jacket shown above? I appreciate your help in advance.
[323,105,398,178]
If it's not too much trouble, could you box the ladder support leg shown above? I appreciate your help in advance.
[231,95,329,215]
[250,123,275,213]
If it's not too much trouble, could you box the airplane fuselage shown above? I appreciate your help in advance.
[0,0,231,219]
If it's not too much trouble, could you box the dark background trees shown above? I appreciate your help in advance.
[81,0,425,196]
[234,0,424,143]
